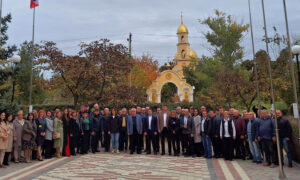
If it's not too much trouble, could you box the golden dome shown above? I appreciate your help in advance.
[189,49,198,58]
[177,24,188,34]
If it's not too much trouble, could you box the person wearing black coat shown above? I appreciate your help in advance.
[109,108,121,153]
[276,110,293,167]
[168,111,181,156]
[212,108,223,158]
[119,108,128,152]
[62,113,72,156]
[143,110,158,155]
[69,111,81,155]
[202,111,213,158]
[91,109,102,153]
[102,108,111,152]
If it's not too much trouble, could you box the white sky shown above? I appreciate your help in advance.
[4,0,300,79]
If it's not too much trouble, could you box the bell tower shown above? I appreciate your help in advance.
[176,13,190,61]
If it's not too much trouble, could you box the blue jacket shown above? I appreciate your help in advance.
[246,118,258,140]
[92,114,102,132]
[143,115,158,132]
[256,116,276,140]
[127,114,143,135]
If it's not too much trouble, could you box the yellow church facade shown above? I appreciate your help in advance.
[146,17,198,103]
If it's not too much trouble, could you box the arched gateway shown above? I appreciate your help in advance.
[147,15,198,103]
[146,70,194,103]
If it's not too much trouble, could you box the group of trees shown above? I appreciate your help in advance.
[183,10,294,111]
[1,10,297,113]
[0,13,159,110]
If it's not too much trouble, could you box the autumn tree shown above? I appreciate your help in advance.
[131,55,159,89]
[38,39,131,107]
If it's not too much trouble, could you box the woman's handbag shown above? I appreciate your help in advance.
[53,133,61,139]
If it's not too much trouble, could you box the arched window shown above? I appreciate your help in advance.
[181,50,186,58]
[181,36,184,42]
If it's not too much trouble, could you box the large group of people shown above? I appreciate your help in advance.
[0,104,294,169]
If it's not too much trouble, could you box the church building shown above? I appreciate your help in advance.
[146,16,199,103]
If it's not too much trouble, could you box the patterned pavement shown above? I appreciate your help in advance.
[0,152,299,180]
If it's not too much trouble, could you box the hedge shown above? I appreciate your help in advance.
[18,102,206,113]
[289,117,300,163]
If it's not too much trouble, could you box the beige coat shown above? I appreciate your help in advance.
[6,122,14,152]
[0,121,11,150]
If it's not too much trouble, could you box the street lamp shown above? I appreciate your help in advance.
[8,55,21,64]
[8,55,21,103]
[292,45,300,89]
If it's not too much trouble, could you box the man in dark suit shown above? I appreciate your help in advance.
[158,105,170,155]
[180,109,194,157]
[143,109,158,155]
[91,109,102,153]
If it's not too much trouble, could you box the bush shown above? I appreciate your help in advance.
[0,101,20,115]
[18,102,208,113]
[289,117,300,163]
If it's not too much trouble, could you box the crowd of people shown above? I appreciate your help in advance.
[0,104,294,169]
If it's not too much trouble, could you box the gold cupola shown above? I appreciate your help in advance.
[189,49,198,59]
[177,14,189,34]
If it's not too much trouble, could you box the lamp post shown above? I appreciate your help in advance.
[8,55,21,103]
[292,44,300,144]
[261,0,286,178]
[292,45,300,90]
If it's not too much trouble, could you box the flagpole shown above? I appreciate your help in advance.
[0,0,3,48]
[248,0,261,117]
[29,7,35,113]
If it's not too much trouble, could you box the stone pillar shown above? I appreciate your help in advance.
[157,94,161,103]
[189,93,193,102]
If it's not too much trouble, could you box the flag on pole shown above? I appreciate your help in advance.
[30,0,39,9]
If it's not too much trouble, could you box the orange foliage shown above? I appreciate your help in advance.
[132,55,159,88]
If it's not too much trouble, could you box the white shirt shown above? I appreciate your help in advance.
[148,116,152,130]
[18,119,25,126]
[163,113,167,127]
[201,117,206,132]
[184,116,188,125]
[220,119,236,138]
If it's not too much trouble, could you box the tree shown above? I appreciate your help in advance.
[0,14,17,98]
[200,10,249,70]
[38,39,131,107]
[15,41,47,105]
[131,55,159,89]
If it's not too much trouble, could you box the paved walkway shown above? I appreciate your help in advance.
[0,153,299,180]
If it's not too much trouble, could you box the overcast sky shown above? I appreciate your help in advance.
[4,0,300,74]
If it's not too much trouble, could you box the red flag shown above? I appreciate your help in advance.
[30,0,39,9]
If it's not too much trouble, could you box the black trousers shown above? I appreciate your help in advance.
[169,132,180,154]
[103,132,111,152]
[81,131,90,154]
[91,132,100,152]
[145,130,158,153]
[119,127,128,151]
[261,139,276,164]
[160,127,170,154]
[234,136,245,159]
[44,139,54,158]
[212,137,222,157]
[3,152,11,165]
[223,137,234,160]
[130,130,142,154]
[182,134,194,155]
[69,136,76,155]
[194,142,203,156]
